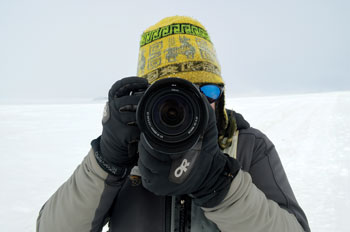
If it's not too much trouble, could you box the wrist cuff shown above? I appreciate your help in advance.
[91,137,128,177]
[192,154,241,208]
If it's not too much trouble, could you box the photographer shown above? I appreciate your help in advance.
[36,16,310,232]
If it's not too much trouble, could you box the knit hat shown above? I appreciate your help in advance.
[137,16,231,149]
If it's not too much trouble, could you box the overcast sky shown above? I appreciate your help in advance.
[1,0,349,101]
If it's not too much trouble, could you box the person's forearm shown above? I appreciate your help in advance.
[202,170,304,232]
[36,149,124,232]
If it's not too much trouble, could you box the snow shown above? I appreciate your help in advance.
[0,91,349,231]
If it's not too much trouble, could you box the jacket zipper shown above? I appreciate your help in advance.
[179,196,191,232]
[179,198,186,232]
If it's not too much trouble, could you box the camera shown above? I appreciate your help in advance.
[136,78,209,155]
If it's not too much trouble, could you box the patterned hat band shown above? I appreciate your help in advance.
[137,23,223,84]
[140,23,211,47]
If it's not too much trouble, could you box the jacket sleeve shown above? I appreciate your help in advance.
[36,148,125,232]
[202,170,304,232]
[202,128,310,232]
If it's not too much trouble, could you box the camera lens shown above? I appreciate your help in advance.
[159,99,185,127]
[136,77,208,154]
[152,93,193,137]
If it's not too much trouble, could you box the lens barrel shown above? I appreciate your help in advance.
[136,78,208,154]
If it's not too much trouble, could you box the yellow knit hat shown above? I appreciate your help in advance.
[137,16,224,85]
[137,16,232,148]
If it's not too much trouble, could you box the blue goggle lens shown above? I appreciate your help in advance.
[199,85,222,103]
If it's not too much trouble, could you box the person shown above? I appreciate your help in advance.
[36,16,310,232]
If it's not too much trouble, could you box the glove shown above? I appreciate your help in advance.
[138,99,241,208]
[92,77,149,177]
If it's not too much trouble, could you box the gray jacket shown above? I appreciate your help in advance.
[37,125,310,231]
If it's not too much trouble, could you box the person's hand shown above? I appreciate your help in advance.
[92,76,149,177]
[138,99,241,207]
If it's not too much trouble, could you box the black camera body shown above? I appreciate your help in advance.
[136,78,209,155]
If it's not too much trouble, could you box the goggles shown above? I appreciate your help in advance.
[199,84,223,103]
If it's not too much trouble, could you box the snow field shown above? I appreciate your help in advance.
[0,91,349,231]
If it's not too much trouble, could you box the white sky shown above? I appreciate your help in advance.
[1,0,349,100]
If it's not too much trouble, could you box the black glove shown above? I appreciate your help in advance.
[138,100,241,208]
[92,77,149,177]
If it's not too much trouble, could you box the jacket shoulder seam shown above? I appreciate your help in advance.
[259,138,291,209]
